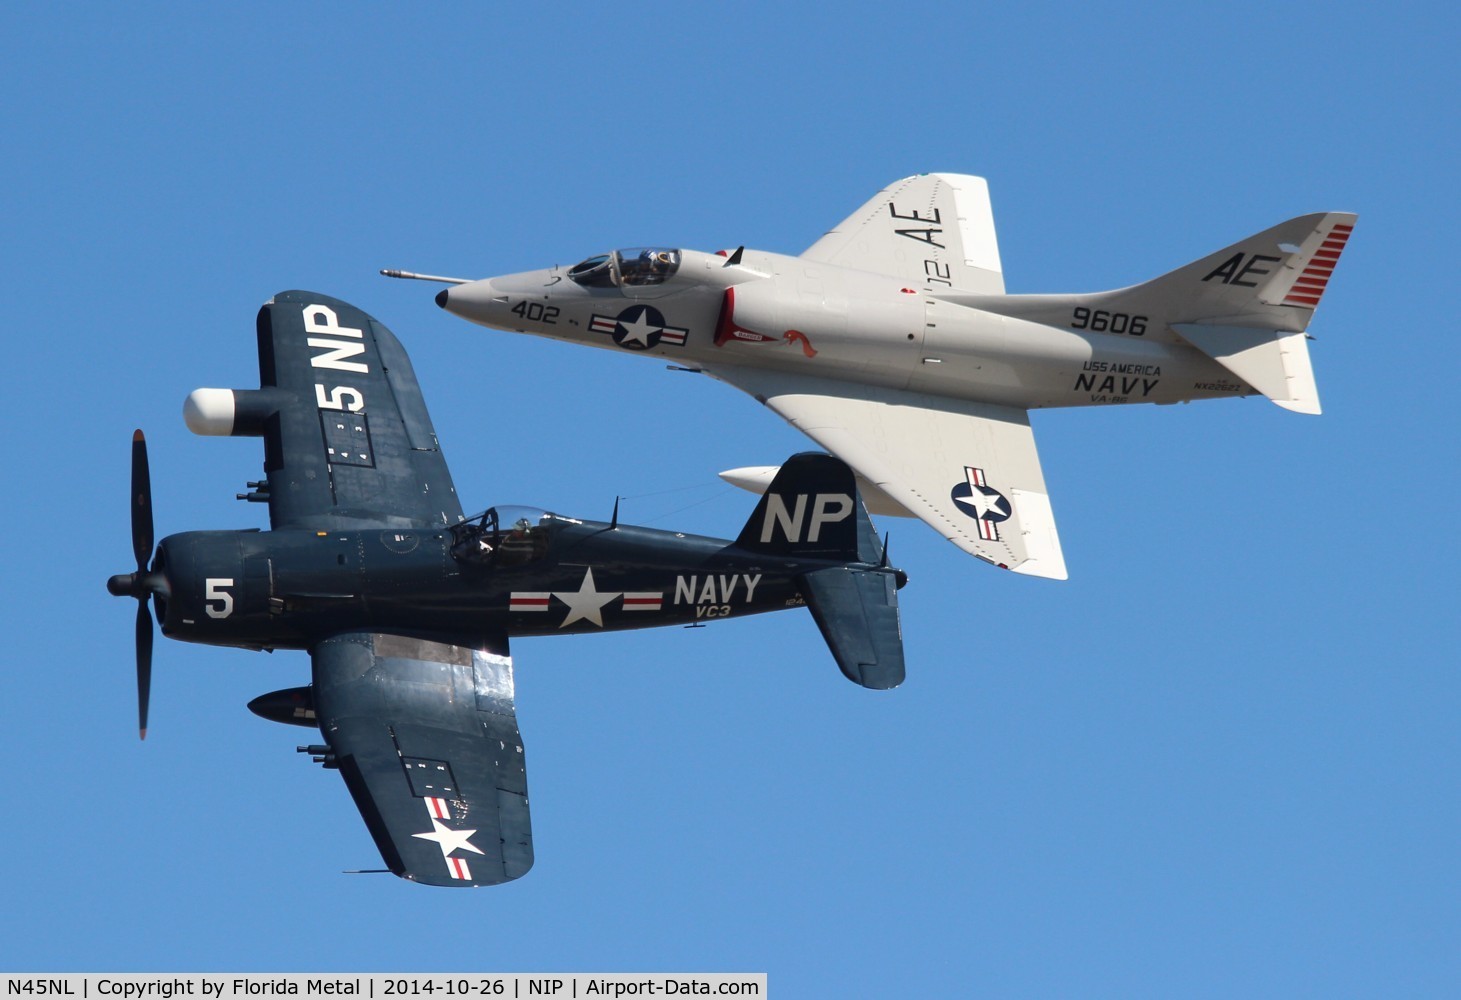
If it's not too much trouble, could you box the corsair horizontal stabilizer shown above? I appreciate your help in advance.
[800,567,905,690]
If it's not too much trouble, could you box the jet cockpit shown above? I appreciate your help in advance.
[567,248,682,288]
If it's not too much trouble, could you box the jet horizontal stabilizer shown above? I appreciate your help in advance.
[1172,323,1322,415]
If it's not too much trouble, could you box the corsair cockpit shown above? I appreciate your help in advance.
[450,506,556,567]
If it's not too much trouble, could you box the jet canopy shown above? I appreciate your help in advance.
[568,248,681,288]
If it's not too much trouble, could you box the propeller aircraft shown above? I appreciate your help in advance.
[108,291,905,887]
[413,173,1356,580]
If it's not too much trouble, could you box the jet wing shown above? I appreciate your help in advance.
[801,173,1005,294]
[312,632,532,887]
[704,368,1067,579]
[254,291,463,531]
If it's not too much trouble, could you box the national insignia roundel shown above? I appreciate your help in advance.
[588,305,688,351]
[950,466,1012,542]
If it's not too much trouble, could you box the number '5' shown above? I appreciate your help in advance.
[205,578,235,618]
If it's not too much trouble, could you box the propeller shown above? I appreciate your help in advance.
[107,430,166,739]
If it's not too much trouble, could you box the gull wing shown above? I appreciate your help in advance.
[256,291,463,531]
[312,632,532,887]
[705,368,1067,579]
[800,174,1005,294]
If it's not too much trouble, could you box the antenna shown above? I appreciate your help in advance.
[724,246,744,266]
[610,496,620,530]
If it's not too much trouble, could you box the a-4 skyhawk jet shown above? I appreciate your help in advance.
[415,174,1356,580]
[106,291,905,887]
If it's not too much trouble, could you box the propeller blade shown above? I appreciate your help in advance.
[131,429,153,570]
[135,600,152,740]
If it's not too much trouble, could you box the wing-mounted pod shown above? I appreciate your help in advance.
[184,387,287,437]
[248,685,316,728]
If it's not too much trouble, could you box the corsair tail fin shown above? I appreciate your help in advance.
[937,212,1355,415]
[733,452,883,563]
[734,453,905,689]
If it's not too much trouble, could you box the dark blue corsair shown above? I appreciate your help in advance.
[107,291,907,887]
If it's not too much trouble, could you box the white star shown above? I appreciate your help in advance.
[554,567,621,628]
[958,485,1000,518]
[412,817,485,859]
[616,309,662,346]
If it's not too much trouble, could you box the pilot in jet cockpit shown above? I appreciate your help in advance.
[567,248,681,289]
[450,506,554,567]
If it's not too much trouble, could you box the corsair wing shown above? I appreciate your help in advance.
[312,632,532,887]
[801,173,1005,294]
[705,368,1066,579]
[253,291,463,531]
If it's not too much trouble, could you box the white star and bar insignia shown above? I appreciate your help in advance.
[588,304,687,351]
[510,568,664,628]
[950,466,1013,541]
[413,796,483,881]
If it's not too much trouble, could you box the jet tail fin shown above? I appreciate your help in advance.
[936,213,1356,415]
[734,453,905,689]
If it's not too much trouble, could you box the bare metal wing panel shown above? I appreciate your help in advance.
[312,632,532,887]
[706,367,1066,580]
[801,173,1005,295]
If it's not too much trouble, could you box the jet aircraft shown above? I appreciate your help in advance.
[418,174,1356,580]
[107,291,905,887]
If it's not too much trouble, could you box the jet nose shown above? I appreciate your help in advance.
[435,276,509,328]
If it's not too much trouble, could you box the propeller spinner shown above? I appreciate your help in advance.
[106,430,168,739]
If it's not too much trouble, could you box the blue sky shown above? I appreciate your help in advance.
[3,2,1457,994]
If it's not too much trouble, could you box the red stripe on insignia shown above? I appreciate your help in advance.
[448,857,470,880]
